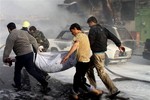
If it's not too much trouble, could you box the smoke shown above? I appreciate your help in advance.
[0,0,85,44]
[0,0,63,18]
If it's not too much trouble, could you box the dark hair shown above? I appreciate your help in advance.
[21,27,28,31]
[69,23,81,31]
[29,26,37,31]
[87,16,98,23]
[7,22,16,31]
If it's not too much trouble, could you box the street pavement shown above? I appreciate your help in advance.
[0,55,150,100]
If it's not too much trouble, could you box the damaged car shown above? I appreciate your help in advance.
[48,25,132,65]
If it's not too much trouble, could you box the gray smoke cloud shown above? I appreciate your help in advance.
[0,0,85,44]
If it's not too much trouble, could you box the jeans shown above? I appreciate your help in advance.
[87,53,118,94]
[14,52,48,88]
[73,61,92,93]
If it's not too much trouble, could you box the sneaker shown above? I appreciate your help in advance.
[108,90,120,99]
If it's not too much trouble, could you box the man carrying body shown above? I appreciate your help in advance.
[3,22,50,93]
[61,23,102,99]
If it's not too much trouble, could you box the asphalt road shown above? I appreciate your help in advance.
[50,55,150,100]
[0,55,150,100]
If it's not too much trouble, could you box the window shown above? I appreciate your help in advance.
[117,28,132,40]
[105,26,117,36]
[60,31,73,40]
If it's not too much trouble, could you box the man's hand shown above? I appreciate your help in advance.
[3,58,13,67]
[61,55,69,64]
[118,46,125,52]
[38,45,44,52]
[61,40,78,64]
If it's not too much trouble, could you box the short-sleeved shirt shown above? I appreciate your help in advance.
[73,32,91,62]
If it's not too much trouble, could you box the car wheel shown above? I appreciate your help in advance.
[51,47,58,52]
[105,54,110,66]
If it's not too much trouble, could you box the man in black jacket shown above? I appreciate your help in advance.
[86,16,124,98]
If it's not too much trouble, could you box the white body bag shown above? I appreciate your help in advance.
[35,52,76,73]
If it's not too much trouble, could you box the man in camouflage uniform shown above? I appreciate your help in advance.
[29,26,50,82]
[29,26,49,52]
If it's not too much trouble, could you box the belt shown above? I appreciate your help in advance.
[93,52,105,54]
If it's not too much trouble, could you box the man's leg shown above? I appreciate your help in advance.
[14,58,24,89]
[73,62,82,94]
[72,62,93,99]
[93,53,118,94]
[86,56,97,88]
[23,53,50,93]
[79,62,102,95]
[34,65,50,80]
[21,68,31,90]
[86,64,97,88]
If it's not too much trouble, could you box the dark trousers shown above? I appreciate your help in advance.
[34,65,48,79]
[14,52,48,88]
[73,62,91,93]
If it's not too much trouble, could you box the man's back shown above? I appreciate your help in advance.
[88,25,107,52]
[74,33,91,62]
[88,24,121,52]
[4,29,38,57]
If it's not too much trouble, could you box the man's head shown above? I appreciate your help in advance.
[69,23,81,36]
[7,22,16,32]
[29,26,37,33]
[87,16,98,27]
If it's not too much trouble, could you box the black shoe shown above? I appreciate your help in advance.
[40,87,51,94]
[108,91,120,99]
[12,84,22,91]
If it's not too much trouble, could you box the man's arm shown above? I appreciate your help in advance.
[105,28,126,52]
[105,28,121,47]
[3,35,15,62]
[61,41,79,64]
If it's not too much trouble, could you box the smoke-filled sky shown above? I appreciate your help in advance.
[0,0,85,44]
[0,0,63,17]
